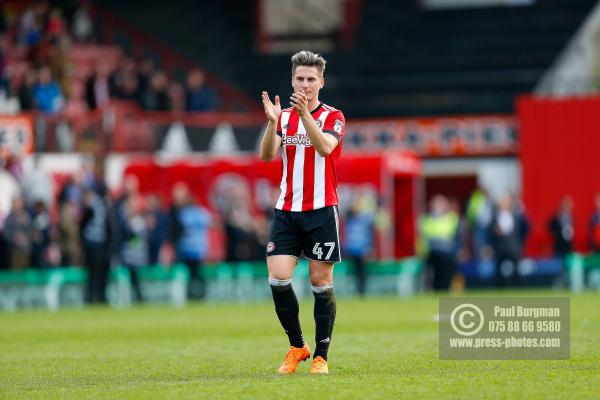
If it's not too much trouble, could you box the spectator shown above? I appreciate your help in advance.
[85,62,114,110]
[50,34,73,98]
[0,165,20,226]
[19,6,43,48]
[466,188,494,259]
[419,195,459,291]
[5,154,24,181]
[0,230,7,270]
[57,175,83,211]
[137,57,155,95]
[344,195,376,296]
[0,35,9,96]
[589,193,600,253]
[114,175,138,231]
[113,57,137,96]
[81,189,110,304]
[489,194,527,287]
[142,70,169,111]
[80,161,105,195]
[58,197,81,266]
[113,174,139,259]
[115,71,141,103]
[114,173,138,210]
[20,156,54,208]
[220,186,255,262]
[514,195,531,249]
[72,5,93,43]
[250,211,271,261]
[3,197,32,270]
[46,8,66,40]
[118,193,148,303]
[185,69,216,112]
[449,197,468,260]
[34,66,64,113]
[548,196,574,258]
[169,183,211,300]
[18,68,38,111]
[0,164,20,271]
[168,81,186,112]
[29,200,51,268]
[145,194,168,265]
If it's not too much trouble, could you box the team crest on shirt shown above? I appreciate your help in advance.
[315,119,323,128]
[267,242,275,252]
[334,119,343,134]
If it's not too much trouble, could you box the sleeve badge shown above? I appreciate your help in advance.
[333,119,343,134]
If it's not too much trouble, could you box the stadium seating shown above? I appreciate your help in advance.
[99,0,597,117]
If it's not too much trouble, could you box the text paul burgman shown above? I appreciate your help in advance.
[494,306,560,319]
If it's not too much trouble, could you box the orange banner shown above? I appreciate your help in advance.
[0,115,34,157]
[345,114,516,157]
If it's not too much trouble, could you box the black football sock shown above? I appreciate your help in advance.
[312,284,336,361]
[269,278,305,348]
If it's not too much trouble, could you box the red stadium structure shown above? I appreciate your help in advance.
[519,95,600,256]
[123,152,421,261]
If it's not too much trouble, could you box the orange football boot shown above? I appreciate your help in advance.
[309,356,329,374]
[277,344,311,374]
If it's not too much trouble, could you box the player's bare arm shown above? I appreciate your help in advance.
[259,91,282,162]
[290,91,339,157]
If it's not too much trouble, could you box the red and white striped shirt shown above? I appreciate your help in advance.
[275,103,345,212]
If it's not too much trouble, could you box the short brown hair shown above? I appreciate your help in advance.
[291,50,326,76]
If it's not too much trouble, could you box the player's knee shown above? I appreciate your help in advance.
[269,277,293,292]
[268,270,293,281]
[311,282,333,294]
[268,265,294,291]
[310,273,333,287]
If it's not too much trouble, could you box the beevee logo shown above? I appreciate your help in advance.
[282,134,312,147]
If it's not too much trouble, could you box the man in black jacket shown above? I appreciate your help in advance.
[489,195,529,288]
[81,189,112,303]
[548,196,574,258]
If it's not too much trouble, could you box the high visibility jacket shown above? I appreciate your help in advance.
[419,212,459,255]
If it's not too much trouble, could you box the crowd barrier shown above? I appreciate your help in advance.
[565,253,600,292]
[0,258,423,311]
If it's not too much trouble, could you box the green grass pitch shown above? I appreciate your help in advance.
[1,291,599,399]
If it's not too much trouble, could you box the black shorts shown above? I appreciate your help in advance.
[266,206,341,263]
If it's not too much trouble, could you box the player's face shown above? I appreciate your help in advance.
[292,66,324,102]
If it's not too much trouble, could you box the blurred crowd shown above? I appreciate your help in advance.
[0,158,270,303]
[0,156,379,302]
[419,189,600,291]
[2,154,600,298]
[83,57,217,113]
[0,1,217,115]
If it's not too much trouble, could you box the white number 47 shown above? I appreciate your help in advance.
[312,242,335,260]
